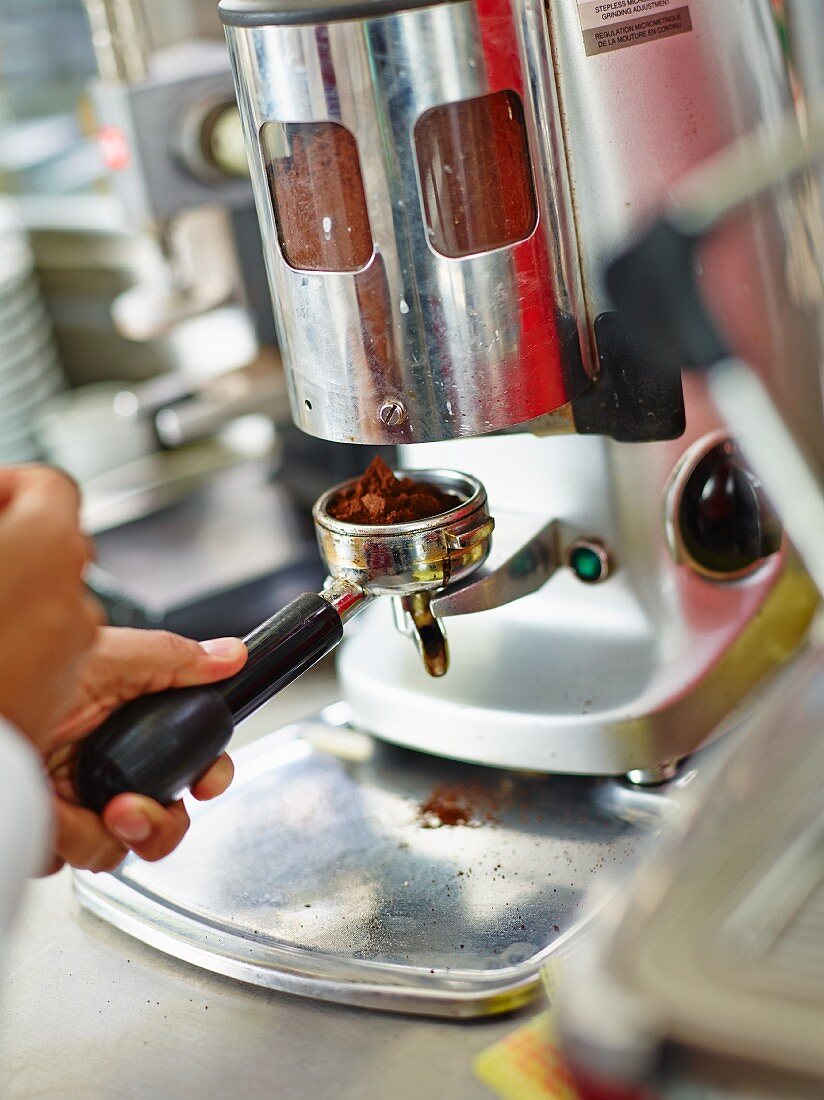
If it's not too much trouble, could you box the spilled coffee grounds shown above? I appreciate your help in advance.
[420,787,473,827]
[328,456,456,525]
[418,782,504,828]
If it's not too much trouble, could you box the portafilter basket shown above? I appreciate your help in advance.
[75,468,494,813]
[315,468,492,595]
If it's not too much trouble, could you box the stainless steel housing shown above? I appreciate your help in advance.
[313,469,493,595]
[220,0,591,443]
[340,0,823,774]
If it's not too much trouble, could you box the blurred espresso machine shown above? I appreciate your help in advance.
[76,0,823,1015]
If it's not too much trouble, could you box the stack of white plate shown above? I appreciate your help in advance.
[0,198,64,463]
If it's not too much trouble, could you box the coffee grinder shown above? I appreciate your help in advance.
[74,0,823,1015]
[218,0,820,773]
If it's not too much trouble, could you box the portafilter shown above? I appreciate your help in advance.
[76,468,493,812]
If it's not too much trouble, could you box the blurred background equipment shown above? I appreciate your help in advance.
[0,196,65,463]
[556,643,824,1099]
[80,0,252,341]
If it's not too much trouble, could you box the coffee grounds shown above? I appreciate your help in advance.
[265,121,373,272]
[419,782,504,828]
[415,90,536,258]
[327,456,456,525]
[420,787,473,827]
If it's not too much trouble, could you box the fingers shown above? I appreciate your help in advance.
[190,753,234,801]
[156,631,249,688]
[53,792,196,872]
[102,793,191,863]
[0,464,92,599]
[0,464,76,510]
[80,593,106,648]
[0,466,88,583]
[2,464,81,527]
[47,751,231,873]
[92,627,247,696]
[0,465,88,578]
[0,465,99,749]
[53,798,128,874]
[53,628,248,743]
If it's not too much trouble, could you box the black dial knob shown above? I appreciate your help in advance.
[678,440,782,577]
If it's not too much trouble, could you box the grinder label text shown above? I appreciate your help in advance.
[577,0,692,57]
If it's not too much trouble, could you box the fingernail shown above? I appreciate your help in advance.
[200,637,244,659]
[112,811,151,845]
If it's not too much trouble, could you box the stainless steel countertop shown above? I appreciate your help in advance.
[0,667,523,1100]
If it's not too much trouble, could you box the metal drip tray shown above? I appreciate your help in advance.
[75,705,682,1017]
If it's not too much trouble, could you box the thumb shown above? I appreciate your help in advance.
[115,628,248,692]
[85,627,247,701]
[48,628,248,748]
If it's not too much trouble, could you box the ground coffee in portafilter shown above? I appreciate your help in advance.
[327,457,457,525]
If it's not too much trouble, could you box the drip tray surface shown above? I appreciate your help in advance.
[75,706,680,1017]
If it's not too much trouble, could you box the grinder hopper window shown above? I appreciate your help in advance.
[261,120,373,272]
[414,90,537,259]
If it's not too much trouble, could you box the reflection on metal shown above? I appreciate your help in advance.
[343,433,820,775]
[709,360,824,600]
[74,707,682,1018]
[320,577,372,625]
[222,0,591,442]
[626,763,678,788]
[786,1,824,101]
[431,514,558,618]
[313,467,491,675]
[313,469,494,599]
[82,0,151,85]
[396,592,449,678]
[342,0,823,773]
[566,539,611,586]
[672,92,824,240]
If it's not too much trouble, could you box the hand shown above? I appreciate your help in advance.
[43,626,247,874]
[0,465,102,747]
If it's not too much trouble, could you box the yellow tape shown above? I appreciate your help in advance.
[473,1011,581,1100]
[540,960,560,1005]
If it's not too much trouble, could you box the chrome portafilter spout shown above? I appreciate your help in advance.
[75,469,494,813]
[314,469,494,678]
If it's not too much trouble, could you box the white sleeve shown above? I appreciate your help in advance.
[0,718,52,937]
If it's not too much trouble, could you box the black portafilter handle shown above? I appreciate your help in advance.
[75,593,344,814]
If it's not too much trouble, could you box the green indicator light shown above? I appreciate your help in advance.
[570,545,605,584]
